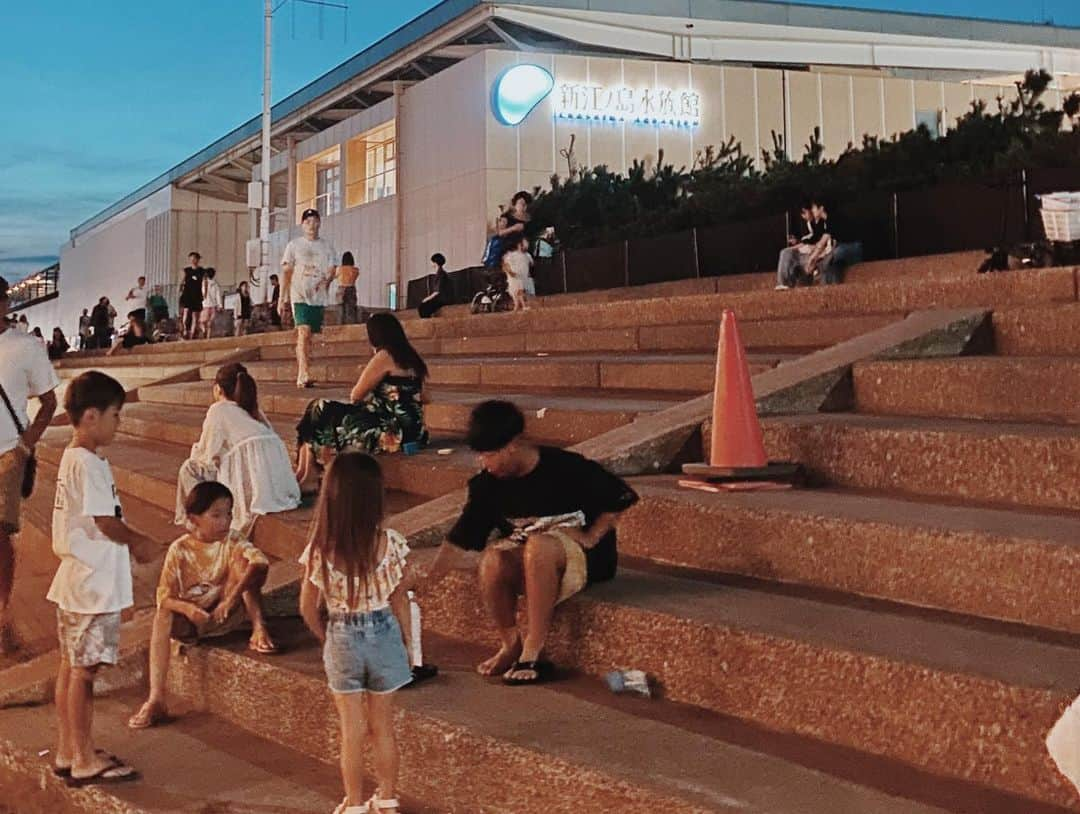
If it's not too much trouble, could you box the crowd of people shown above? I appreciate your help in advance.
[0,250,643,811]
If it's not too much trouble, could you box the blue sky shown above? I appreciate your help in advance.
[1,0,1077,282]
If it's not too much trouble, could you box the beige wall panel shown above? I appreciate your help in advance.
[787,71,820,159]
[914,80,943,115]
[553,54,589,174]
[883,78,914,139]
[623,59,660,168]
[943,82,974,129]
[585,57,625,172]
[656,61,693,168]
[722,67,758,165]
[756,69,784,163]
[516,52,557,176]
[852,76,884,144]
[484,51,524,173]
[691,63,725,166]
[973,84,1006,114]
[404,52,486,191]
[821,74,854,156]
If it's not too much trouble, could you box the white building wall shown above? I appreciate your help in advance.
[399,53,490,283]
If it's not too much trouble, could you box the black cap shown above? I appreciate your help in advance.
[0,277,9,300]
[301,208,321,222]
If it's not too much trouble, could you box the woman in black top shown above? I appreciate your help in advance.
[47,327,70,360]
[107,315,152,357]
[235,281,253,336]
[418,252,454,318]
[180,251,205,339]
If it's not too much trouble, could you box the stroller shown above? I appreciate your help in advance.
[470,269,514,314]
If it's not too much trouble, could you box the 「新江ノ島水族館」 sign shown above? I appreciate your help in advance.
[554,82,701,127]
[491,64,701,128]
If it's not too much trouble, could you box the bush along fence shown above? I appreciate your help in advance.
[407,71,1080,308]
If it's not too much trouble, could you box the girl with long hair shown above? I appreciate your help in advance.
[295,313,428,492]
[176,363,300,532]
[299,453,410,814]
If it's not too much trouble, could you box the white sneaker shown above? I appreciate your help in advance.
[774,284,790,291]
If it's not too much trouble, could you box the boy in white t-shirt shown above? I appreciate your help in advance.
[47,371,157,787]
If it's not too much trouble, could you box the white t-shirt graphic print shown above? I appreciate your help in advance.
[47,447,132,614]
[281,236,337,306]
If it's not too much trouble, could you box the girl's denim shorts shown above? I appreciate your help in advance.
[322,607,412,694]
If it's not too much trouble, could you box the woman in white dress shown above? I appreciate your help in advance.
[199,267,224,339]
[176,363,301,533]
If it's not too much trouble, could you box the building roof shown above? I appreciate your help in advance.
[71,0,1080,239]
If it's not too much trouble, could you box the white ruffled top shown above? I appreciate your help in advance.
[299,528,409,614]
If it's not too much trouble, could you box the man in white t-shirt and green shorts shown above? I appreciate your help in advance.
[280,209,337,388]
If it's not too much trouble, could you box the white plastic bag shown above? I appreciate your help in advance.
[1047,693,1080,792]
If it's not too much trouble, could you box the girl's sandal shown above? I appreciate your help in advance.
[331,798,369,814]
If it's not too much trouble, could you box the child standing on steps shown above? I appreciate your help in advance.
[299,453,412,814]
[48,371,157,787]
[129,480,276,730]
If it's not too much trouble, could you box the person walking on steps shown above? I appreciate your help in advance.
[280,209,337,389]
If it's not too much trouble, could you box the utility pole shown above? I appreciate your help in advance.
[258,0,273,302]
[250,0,348,303]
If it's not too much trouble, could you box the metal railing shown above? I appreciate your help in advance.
[9,263,60,310]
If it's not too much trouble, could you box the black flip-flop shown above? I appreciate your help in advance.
[502,660,552,686]
[65,761,139,788]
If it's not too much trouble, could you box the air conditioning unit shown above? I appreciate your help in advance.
[246,239,262,268]
[247,181,263,210]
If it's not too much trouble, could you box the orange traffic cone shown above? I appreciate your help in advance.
[681,310,800,488]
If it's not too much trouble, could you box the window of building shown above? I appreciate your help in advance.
[296,146,342,222]
[346,122,396,208]
[915,109,943,138]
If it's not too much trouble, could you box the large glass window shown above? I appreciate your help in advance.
[295,146,341,222]
[346,122,396,208]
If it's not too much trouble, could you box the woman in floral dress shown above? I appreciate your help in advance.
[295,313,428,493]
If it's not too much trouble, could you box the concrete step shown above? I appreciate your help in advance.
[219,353,765,394]
[57,363,195,381]
[994,303,1080,356]
[159,624,1000,814]
[853,356,1080,424]
[425,266,1076,339]
[136,382,678,448]
[623,477,1080,633]
[0,692,382,814]
[419,564,1080,808]
[760,413,1080,512]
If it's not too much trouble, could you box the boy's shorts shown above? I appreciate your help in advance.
[293,303,324,334]
[0,447,28,534]
[322,607,411,694]
[57,610,122,668]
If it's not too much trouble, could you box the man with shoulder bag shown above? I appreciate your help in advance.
[0,277,59,653]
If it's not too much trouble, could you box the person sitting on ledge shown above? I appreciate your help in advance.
[175,363,300,534]
[295,313,428,495]
[106,314,152,357]
[129,481,276,730]
[417,400,639,685]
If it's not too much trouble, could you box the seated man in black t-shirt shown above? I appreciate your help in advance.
[421,400,639,685]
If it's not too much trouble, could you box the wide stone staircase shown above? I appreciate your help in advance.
[4,254,1080,812]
